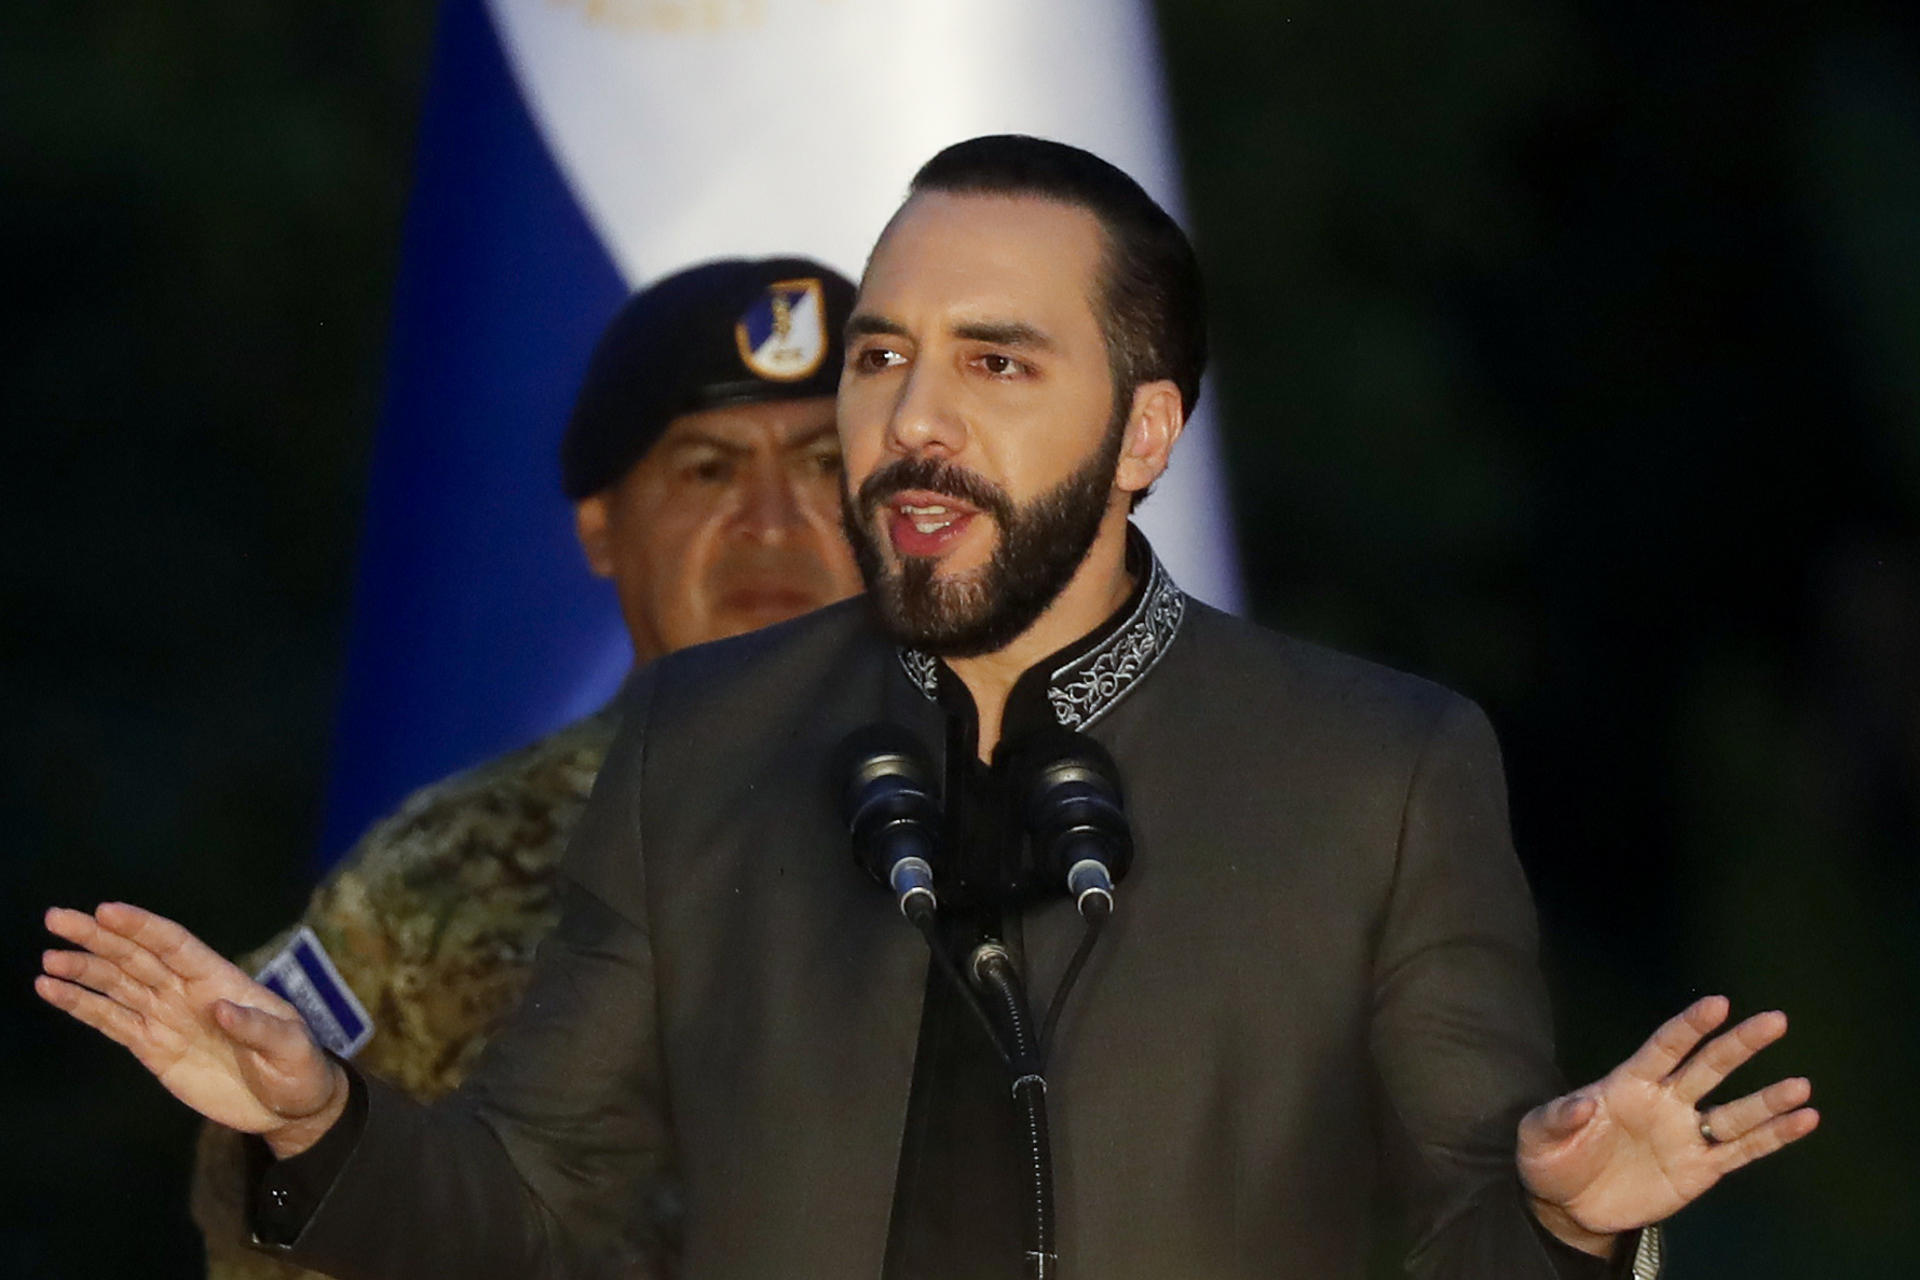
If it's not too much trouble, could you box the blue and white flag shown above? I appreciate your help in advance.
[256,928,375,1057]
[319,0,1242,864]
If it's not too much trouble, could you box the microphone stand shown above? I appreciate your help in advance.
[845,722,1118,1280]
[970,943,1057,1280]
[906,895,1115,1280]
[911,900,1113,1280]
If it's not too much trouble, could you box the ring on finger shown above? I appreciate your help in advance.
[1699,1116,1721,1145]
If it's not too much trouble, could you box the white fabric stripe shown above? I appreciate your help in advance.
[483,0,1241,609]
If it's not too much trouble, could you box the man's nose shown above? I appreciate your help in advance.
[884,362,967,458]
[733,459,807,544]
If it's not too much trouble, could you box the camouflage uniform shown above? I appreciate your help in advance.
[191,709,619,1280]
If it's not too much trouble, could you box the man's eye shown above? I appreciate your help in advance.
[685,457,732,483]
[854,346,904,372]
[809,450,844,477]
[978,353,1027,378]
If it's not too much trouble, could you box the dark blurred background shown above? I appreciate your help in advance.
[4,1,1915,1274]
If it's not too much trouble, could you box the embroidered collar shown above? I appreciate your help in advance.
[897,534,1187,733]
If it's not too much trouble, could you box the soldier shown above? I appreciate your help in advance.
[190,257,865,1279]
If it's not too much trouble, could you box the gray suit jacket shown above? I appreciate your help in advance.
[276,594,1579,1279]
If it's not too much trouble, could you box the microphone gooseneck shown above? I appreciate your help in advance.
[914,913,1014,1070]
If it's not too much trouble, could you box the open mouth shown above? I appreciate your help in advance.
[885,491,982,558]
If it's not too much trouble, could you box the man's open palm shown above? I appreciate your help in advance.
[1518,995,1818,1243]
[38,902,345,1151]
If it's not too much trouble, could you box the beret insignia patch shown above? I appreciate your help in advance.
[734,276,828,382]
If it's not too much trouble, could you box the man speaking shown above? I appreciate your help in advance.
[38,136,1816,1280]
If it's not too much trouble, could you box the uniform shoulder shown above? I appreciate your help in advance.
[315,709,618,912]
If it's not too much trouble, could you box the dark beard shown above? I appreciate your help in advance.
[842,426,1124,659]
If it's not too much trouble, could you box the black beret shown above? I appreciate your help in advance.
[560,257,857,499]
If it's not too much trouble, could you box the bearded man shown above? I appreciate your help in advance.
[40,136,1815,1280]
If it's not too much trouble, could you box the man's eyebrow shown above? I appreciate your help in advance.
[845,313,1058,352]
[664,422,839,456]
[951,320,1056,352]
[846,313,908,340]
[782,421,842,451]
[662,431,751,456]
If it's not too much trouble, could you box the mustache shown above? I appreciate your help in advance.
[854,455,1013,525]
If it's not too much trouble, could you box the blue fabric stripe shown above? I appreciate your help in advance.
[289,936,370,1045]
[316,0,631,864]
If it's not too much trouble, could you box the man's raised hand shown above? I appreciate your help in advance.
[37,902,348,1158]
[1517,995,1819,1255]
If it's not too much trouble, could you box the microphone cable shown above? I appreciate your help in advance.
[1039,892,1109,1057]
[911,909,1013,1071]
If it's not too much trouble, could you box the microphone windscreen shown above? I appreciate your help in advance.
[833,722,935,824]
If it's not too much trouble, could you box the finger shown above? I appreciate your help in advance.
[1712,1106,1820,1175]
[47,906,159,968]
[1671,1010,1788,1104]
[97,902,233,985]
[41,948,159,1016]
[45,906,121,951]
[34,974,150,1052]
[1703,1076,1812,1144]
[1620,995,1730,1083]
[1520,1092,1597,1146]
[211,999,315,1064]
[44,908,189,1001]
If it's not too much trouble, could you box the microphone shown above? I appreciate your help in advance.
[1013,728,1134,918]
[835,723,943,925]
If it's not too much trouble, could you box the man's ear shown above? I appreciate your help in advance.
[573,494,617,579]
[1114,380,1186,499]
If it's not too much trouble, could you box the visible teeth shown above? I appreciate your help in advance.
[900,504,950,515]
[913,520,948,534]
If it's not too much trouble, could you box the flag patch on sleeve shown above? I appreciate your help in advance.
[255,926,374,1058]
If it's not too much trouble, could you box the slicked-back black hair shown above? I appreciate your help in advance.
[909,134,1207,422]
